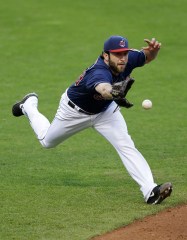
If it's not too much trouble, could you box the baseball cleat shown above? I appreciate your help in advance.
[147,182,173,204]
[12,93,38,117]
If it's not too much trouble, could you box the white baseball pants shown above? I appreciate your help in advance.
[23,91,157,201]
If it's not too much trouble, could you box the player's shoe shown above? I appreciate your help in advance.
[12,93,38,117]
[147,182,172,204]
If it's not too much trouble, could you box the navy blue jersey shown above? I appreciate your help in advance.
[67,50,146,114]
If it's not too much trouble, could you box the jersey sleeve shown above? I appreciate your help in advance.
[128,50,146,68]
[85,69,112,91]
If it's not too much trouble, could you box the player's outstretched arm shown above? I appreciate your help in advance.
[95,83,113,100]
[142,38,161,63]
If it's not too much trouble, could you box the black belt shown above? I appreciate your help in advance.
[68,100,95,115]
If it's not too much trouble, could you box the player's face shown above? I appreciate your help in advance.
[108,51,129,75]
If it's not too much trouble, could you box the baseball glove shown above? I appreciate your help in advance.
[114,98,133,108]
[110,77,135,98]
[111,77,135,108]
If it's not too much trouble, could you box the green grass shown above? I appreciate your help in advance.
[1,0,187,239]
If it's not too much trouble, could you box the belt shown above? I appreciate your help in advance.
[68,100,95,115]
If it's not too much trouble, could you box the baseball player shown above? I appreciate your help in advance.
[12,35,172,204]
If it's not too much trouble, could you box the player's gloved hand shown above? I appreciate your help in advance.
[114,98,133,108]
[111,76,134,108]
[110,77,135,98]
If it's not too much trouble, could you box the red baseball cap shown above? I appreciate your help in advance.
[104,35,131,52]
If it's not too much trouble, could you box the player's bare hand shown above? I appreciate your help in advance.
[142,38,161,51]
[142,38,161,63]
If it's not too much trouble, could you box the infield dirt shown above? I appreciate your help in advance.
[92,204,187,240]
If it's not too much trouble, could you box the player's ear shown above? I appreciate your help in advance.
[103,51,109,62]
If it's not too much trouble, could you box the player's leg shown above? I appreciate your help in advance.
[12,93,51,141]
[12,92,92,148]
[93,102,157,201]
[40,92,93,148]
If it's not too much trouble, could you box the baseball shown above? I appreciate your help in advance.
[142,99,152,109]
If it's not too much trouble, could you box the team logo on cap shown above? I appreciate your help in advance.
[119,39,125,47]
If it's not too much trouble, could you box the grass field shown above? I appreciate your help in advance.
[1,0,187,239]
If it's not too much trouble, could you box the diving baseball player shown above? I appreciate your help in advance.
[12,35,172,204]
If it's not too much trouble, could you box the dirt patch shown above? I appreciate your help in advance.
[92,204,187,240]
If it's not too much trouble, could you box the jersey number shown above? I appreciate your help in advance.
[75,71,86,86]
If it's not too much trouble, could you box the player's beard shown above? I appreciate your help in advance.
[108,59,126,75]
